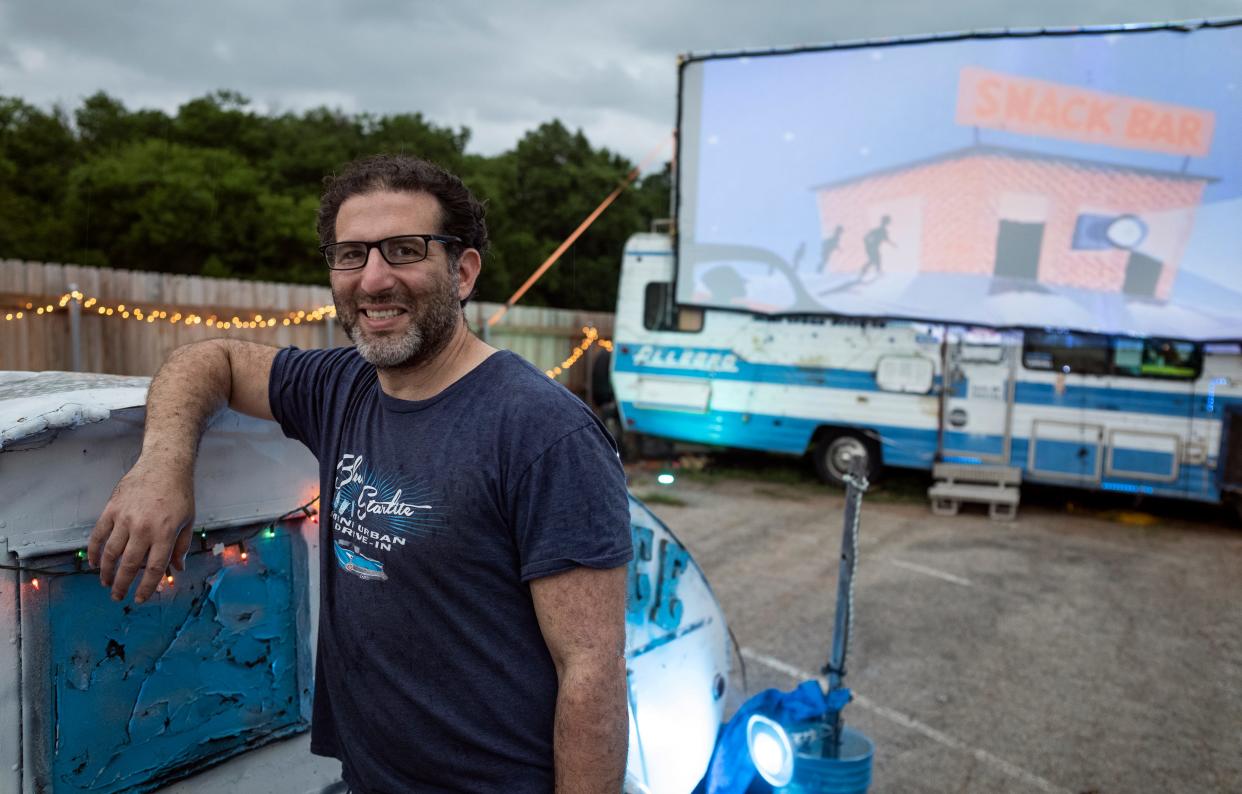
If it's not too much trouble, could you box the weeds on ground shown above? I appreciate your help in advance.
[863,474,931,504]
[634,450,932,505]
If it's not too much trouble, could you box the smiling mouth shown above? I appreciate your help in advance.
[361,308,406,319]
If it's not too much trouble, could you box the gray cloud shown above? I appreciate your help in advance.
[0,0,1237,162]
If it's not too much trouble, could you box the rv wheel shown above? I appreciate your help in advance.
[813,432,878,487]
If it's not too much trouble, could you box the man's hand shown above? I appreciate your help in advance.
[89,456,196,603]
[85,338,278,603]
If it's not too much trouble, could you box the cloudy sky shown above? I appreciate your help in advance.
[1,0,1239,164]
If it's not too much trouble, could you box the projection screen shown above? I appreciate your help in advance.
[675,20,1242,340]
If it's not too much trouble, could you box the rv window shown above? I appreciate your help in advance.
[1022,331,1110,375]
[644,282,704,333]
[1113,337,1200,380]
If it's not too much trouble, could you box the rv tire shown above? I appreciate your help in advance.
[813,432,878,487]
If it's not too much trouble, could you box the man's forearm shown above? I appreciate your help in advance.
[553,656,628,793]
[139,340,234,474]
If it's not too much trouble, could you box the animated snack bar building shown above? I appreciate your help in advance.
[813,144,1213,299]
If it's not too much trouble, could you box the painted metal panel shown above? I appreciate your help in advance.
[634,377,712,412]
[1028,420,1104,483]
[1106,430,1180,481]
[20,523,311,793]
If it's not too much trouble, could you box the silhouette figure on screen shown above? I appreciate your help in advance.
[859,215,894,280]
[702,265,746,304]
[819,225,843,273]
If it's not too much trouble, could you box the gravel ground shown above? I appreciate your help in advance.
[628,460,1242,794]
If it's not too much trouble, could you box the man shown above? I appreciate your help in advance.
[87,155,633,793]
[819,224,843,274]
[859,215,894,280]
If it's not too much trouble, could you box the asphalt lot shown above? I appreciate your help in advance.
[628,457,1242,794]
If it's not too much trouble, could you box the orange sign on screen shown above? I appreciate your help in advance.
[956,66,1215,157]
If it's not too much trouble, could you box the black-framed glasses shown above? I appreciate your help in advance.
[320,234,462,270]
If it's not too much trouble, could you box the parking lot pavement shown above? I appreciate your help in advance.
[629,467,1242,794]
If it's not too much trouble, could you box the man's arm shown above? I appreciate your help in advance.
[87,339,279,604]
[530,565,629,794]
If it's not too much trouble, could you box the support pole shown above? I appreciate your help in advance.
[823,455,868,758]
[67,282,82,372]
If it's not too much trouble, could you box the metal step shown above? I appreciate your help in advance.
[932,462,1022,486]
[929,462,1022,520]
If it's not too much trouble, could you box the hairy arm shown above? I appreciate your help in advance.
[530,565,629,794]
[87,339,278,603]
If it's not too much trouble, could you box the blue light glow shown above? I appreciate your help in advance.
[942,456,983,464]
[1206,378,1228,413]
[747,714,794,787]
[1101,481,1155,494]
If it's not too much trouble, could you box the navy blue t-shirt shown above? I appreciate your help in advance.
[268,347,632,794]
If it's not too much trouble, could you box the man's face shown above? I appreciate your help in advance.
[330,190,465,369]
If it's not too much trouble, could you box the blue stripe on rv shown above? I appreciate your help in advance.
[620,402,1220,502]
[613,345,889,391]
[618,401,938,468]
[615,343,1241,418]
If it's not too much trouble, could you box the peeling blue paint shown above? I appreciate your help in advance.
[43,531,308,793]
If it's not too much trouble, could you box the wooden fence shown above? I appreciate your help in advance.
[0,260,613,395]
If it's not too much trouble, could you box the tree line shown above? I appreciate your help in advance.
[0,91,672,311]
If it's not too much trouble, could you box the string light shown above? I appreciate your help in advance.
[2,494,321,585]
[2,289,336,330]
[546,326,613,379]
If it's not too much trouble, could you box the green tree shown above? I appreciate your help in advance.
[63,139,319,280]
[0,98,79,261]
[76,92,172,154]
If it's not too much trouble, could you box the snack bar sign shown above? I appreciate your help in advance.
[956,66,1216,157]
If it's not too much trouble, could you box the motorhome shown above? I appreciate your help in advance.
[611,232,1242,513]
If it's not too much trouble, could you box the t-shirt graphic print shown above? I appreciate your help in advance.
[330,452,442,582]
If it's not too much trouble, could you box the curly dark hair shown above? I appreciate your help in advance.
[317,153,489,269]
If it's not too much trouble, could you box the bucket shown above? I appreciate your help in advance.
[778,725,874,794]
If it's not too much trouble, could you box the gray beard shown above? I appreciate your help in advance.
[334,276,461,370]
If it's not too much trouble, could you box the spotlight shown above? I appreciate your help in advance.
[747,714,794,787]
[657,472,675,486]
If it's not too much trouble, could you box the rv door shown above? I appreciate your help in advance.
[940,327,1017,464]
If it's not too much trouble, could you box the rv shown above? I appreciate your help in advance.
[611,232,1242,514]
